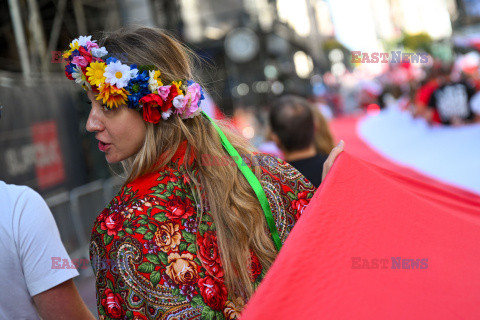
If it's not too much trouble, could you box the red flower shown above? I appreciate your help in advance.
[198,231,224,278]
[100,211,125,236]
[101,288,125,319]
[140,93,164,123]
[78,46,93,64]
[165,84,181,110]
[291,191,310,220]
[250,251,262,280]
[165,196,196,220]
[96,208,108,222]
[198,276,228,311]
[65,69,74,80]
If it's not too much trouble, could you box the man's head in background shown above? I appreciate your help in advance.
[269,95,315,158]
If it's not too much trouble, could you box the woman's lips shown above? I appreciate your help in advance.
[98,141,110,152]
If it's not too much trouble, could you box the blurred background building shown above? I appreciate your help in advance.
[1,0,475,196]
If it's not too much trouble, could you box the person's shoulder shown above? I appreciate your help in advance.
[253,153,315,187]
[252,152,287,171]
[0,181,42,208]
[316,152,329,163]
[0,180,31,196]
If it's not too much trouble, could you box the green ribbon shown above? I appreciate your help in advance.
[201,111,282,251]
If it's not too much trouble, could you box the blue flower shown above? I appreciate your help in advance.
[106,56,118,64]
[125,70,150,109]
[65,63,75,75]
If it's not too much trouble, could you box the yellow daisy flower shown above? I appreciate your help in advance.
[63,42,80,59]
[96,83,130,109]
[86,62,107,87]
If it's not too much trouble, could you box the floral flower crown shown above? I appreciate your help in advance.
[63,35,204,123]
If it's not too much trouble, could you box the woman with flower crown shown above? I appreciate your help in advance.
[64,27,342,319]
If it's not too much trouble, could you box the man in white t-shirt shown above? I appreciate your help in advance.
[0,180,95,319]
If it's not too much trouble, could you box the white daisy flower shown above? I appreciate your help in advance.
[162,109,173,120]
[104,61,132,88]
[72,66,91,89]
[73,35,94,47]
[91,46,108,58]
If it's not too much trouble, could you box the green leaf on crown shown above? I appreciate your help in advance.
[138,65,156,72]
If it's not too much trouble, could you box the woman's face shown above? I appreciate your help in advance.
[86,91,146,163]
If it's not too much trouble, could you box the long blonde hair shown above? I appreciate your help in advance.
[310,104,335,154]
[101,27,277,299]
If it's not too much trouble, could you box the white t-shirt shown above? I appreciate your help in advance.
[0,181,79,319]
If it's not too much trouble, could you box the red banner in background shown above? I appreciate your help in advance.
[31,121,65,189]
[241,152,480,320]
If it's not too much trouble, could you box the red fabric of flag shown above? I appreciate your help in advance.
[241,152,480,320]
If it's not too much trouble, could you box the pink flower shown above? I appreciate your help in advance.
[181,83,202,118]
[72,55,89,67]
[157,85,171,100]
[187,83,202,107]
[86,41,99,51]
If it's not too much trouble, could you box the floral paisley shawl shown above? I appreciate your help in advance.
[90,146,315,320]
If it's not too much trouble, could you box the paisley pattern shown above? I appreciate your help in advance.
[90,143,315,319]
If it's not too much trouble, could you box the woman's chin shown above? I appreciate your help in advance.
[105,154,121,164]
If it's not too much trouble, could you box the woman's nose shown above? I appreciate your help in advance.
[86,105,104,132]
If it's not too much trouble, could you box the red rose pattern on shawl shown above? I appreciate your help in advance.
[90,146,315,320]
